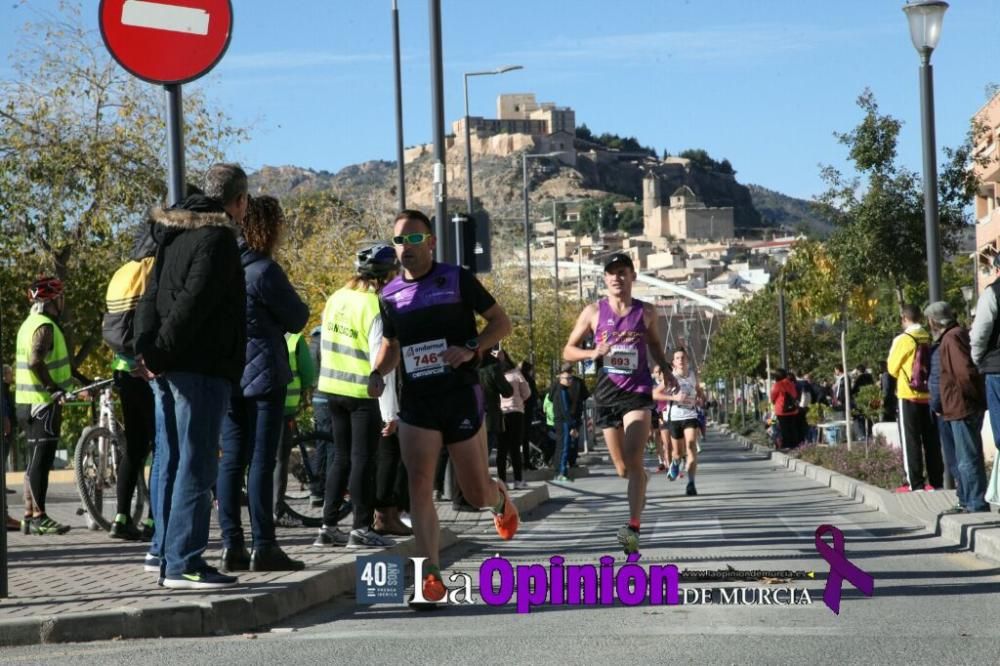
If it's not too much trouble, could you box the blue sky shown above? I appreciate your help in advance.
[2,1,998,200]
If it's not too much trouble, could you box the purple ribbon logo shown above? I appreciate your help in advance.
[814,524,875,614]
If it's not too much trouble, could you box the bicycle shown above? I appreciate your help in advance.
[274,419,351,528]
[72,379,148,531]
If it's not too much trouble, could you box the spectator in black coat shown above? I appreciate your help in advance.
[134,162,248,589]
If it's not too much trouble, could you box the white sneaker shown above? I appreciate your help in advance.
[514,481,529,490]
[313,525,349,547]
[144,553,160,573]
[347,528,397,549]
[400,512,412,528]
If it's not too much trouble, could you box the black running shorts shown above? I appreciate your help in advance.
[594,386,654,430]
[399,384,485,445]
[667,418,700,440]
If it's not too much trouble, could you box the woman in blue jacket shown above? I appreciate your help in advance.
[217,195,309,572]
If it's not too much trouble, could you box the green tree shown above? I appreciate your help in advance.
[0,2,246,371]
[818,89,981,307]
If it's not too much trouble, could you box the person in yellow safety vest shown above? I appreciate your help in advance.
[14,277,84,535]
[273,330,316,523]
[313,243,401,549]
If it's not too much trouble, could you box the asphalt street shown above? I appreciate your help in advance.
[3,431,999,665]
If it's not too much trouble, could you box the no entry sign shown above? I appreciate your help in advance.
[99,0,233,85]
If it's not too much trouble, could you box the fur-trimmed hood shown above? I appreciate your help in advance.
[150,194,239,246]
[150,207,235,232]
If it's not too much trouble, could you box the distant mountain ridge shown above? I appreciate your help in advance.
[746,184,835,238]
[249,155,834,239]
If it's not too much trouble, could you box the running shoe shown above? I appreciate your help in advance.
[924,484,936,492]
[144,554,161,573]
[617,525,640,555]
[140,518,155,541]
[313,525,349,547]
[492,481,520,540]
[513,481,529,490]
[162,567,238,590]
[408,574,447,610]
[667,459,680,481]
[109,514,143,541]
[28,514,71,535]
[552,475,574,483]
[686,482,697,496]
[347,528,397,549]
[894,484,913,494]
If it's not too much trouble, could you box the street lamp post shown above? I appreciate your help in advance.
[463,65,522,217]
[903,0,949,303]
[523,151,565,363]
[391,0,405,211]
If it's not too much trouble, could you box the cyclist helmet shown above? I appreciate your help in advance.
[27,276,64,303]
[355,243,398,278]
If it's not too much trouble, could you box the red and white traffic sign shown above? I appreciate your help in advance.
[99,0,233,85]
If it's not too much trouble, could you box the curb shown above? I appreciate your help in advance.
[718,426,1000,564]
[0,487,550,647]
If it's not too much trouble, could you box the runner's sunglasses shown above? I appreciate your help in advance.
[392,232,433,245]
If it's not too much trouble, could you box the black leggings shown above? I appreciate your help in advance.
[19,403,62,514]
[114,371,155,517]
[322,394,380,529]
[375,432,409,511]
[497,411,524,483]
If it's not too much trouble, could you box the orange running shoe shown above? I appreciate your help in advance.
[422,574,447,602]
[492,480,520,540]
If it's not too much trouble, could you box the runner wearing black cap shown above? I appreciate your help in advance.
[563,253,675,554]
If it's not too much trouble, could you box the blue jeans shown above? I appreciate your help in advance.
[147,437,161,558]
[555,421,578,476]
[218,390,286,549]
[985,375,1000,451]
[151,373,231,577]
[935,412,958,490]
[950,413,990,512]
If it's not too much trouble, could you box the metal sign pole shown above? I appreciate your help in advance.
[165,84,185,207]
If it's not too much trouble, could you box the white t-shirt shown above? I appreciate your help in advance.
[665,370,699,422]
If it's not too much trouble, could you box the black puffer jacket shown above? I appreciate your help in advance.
[135,195,246,383]
[239,243,309,397]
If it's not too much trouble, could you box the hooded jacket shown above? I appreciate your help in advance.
[134,194,246,383]
[886,324,931,402]
[238,241,309,397]
[937,323,985,421]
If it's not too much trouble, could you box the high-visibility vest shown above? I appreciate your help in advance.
[15,312,72,404]
[317,288,380,399]
[285,332,303,415]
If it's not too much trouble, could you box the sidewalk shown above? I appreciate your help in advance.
[720,425,1000,564]
[0,479,551,647]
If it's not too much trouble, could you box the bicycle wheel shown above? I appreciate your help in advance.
[74,426,120,532]
[75,426,147,531]
[278,431,335,528]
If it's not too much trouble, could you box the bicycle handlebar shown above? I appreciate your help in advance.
[65,378,115,398]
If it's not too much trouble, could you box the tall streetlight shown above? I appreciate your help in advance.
[523,151,565,362]
[391,0,405,211]
[463,65,523,216]
[903,0,949,302]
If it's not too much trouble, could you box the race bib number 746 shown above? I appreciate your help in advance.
[403,339,448,379]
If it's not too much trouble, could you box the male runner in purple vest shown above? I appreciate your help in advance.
[563,253,675,554]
